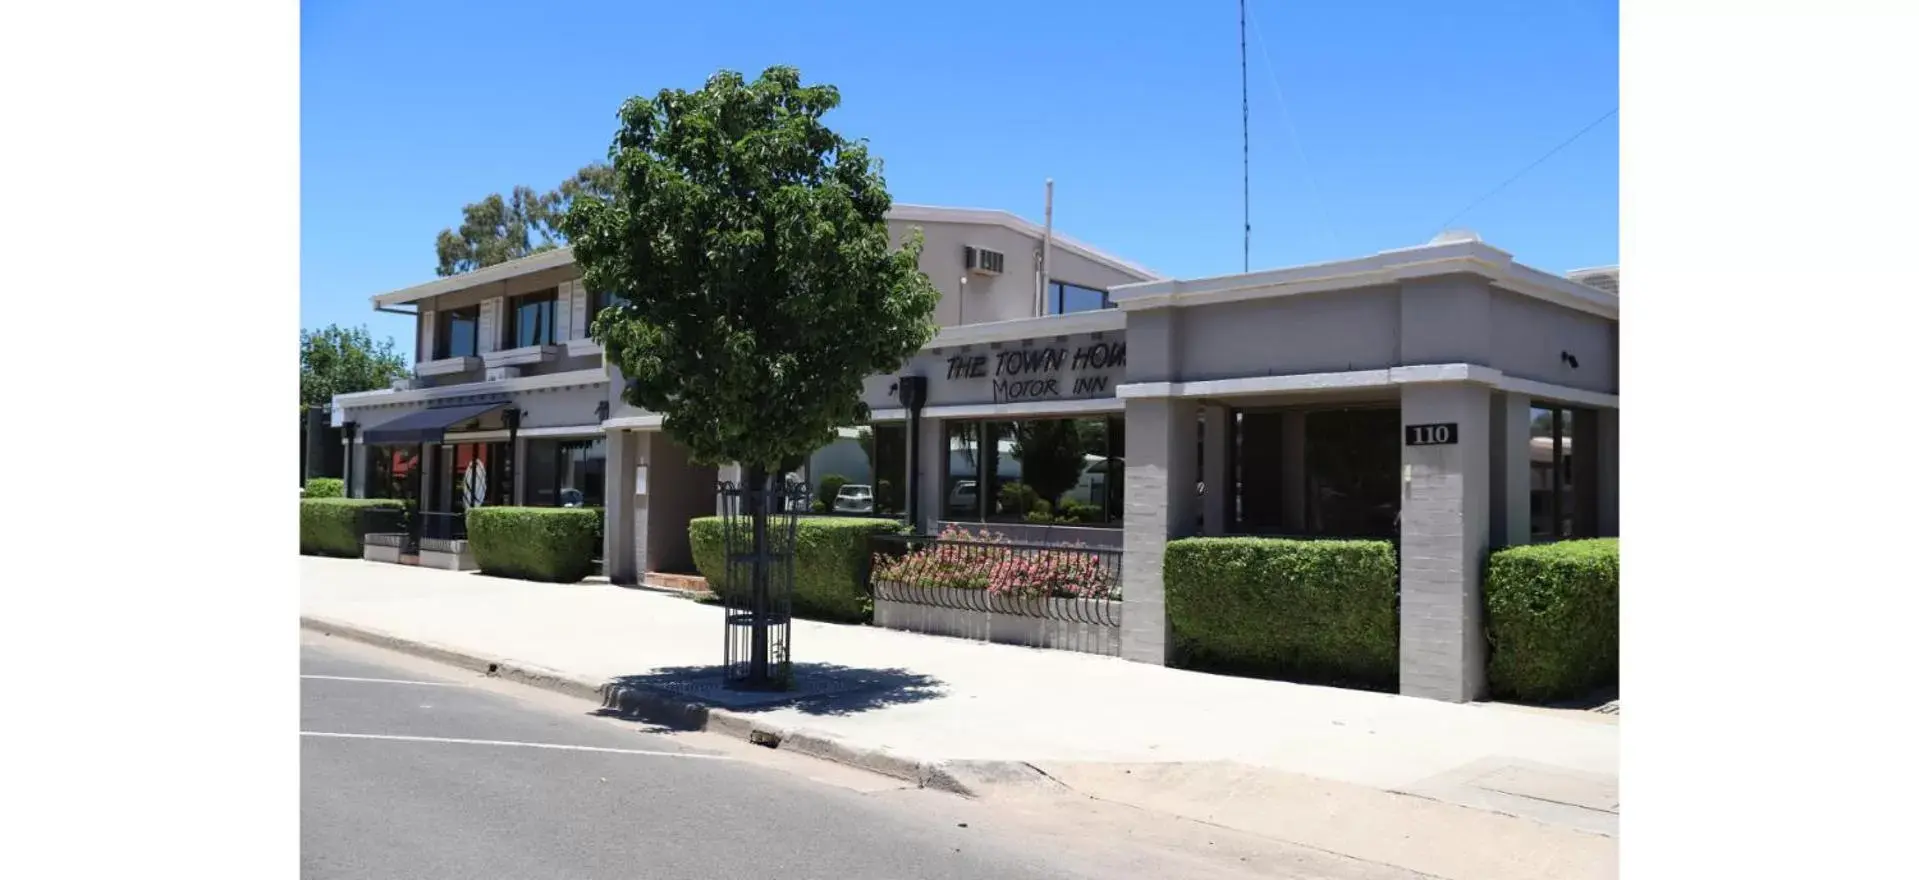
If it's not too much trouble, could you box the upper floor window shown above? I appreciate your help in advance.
[434,305,480,360]
[587,289,628,328]
[507,288,558,349]
[1046,281,1112,315]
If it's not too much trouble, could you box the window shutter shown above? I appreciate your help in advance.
[553,282,574,343]
[571,284,590,339]
[419,309,436,360]
[479,297,502,354]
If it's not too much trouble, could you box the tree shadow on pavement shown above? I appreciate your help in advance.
[597,663,946,720]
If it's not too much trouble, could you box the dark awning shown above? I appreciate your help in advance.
[361,401,508,445]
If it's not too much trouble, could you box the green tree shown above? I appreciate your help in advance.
[562,66,938,474]
[433,164,616,277]
[434,186,548,276]
[300,324,408,408]
[1012,420,1088,508]
[562,67,939,684]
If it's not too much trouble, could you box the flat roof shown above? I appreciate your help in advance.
[1109,234,1619,320]
[370,204,1161,309]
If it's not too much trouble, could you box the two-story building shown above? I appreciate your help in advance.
[333,208,1619,703]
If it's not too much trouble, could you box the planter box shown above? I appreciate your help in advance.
[418,538,477,571]
[872,581,1122,657]
[361,533,406,564]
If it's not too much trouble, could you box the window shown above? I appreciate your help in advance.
[1530,405,1598,541]
[1229,405,1399,539]
[525,438,607,508]
[434,305,480,360]
[506,288,558,349]
[861,424,908,516]
[587,289,628,329]
[941,416,1123,526]
[366,446,420,502]
[436,442,510,514]
[1046,281,1112,315]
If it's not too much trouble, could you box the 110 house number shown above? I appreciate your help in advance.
[1404,423,1459,446]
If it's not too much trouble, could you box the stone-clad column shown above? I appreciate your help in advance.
[604,430,638,584]
[1119,397,1199,665]
[1398,383,1493,702]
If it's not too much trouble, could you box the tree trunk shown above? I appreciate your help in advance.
[746,463,771,685]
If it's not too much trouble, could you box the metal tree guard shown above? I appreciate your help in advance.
[717,475,810,689]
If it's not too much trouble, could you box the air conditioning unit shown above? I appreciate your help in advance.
[964,246,1005,277]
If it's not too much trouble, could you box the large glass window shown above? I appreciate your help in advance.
[506,288,558,349]
[366,446,420,503]
[1303,408,1399,538]
[1045,281,1112,315]
[941,416,1123,526]
[1530,405,1598,541]
[436,442,510,514]
[525,437,606,508]
[587,289,627,330]
[859,423,908,516]
[435,305,480,360]
[1229,405,1399,539]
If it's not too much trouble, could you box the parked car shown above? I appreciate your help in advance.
[948,480,979,515]
[834,484,875,514]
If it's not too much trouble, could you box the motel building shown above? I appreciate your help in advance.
[332,205,1618,703]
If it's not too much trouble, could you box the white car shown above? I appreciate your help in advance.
[834,484,875,514]
[947,480,979,515]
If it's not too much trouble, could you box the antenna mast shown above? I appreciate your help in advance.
[1239,0,1250,272]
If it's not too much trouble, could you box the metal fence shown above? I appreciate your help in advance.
[867,533,1123,628]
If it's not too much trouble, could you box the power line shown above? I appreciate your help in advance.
[1239,0,1251,273]
[1434,106,1619,233]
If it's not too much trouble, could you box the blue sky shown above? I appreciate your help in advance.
[301,0,1618,358]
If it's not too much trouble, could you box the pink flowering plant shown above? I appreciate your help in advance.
[872,524,1120,600]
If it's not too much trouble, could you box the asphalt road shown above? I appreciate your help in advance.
[300,632,1418,880]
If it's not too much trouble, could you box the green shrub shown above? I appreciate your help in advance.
[1057,500,1101,523]
[689,515,907,622]
[1165,537,1398,690]
[300,498,404,556]
[303,477,345,499]
[1484,538,1619,702]
[997,481,1040,517]
[465,507,602,583]
[818,473,848,509]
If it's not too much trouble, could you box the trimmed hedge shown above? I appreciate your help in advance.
[467,507,601,583]
[1484,538,1619,702]
[303,477,344,498]
[1164,537,1399,690]
[689,516,908,623]
[300,498,404,556]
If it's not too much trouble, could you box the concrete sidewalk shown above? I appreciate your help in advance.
[301,556,1618,879]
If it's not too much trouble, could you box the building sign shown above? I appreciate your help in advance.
[1404,423,1459,446]
[943,340,1127,404]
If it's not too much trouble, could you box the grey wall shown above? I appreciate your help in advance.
[1486,289,1616,393]
[1121,277,1617,394]
[1182,287,1402,380]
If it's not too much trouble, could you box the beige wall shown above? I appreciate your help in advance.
[888,218,1153,328]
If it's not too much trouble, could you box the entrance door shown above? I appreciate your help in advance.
[431,441,510,538]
